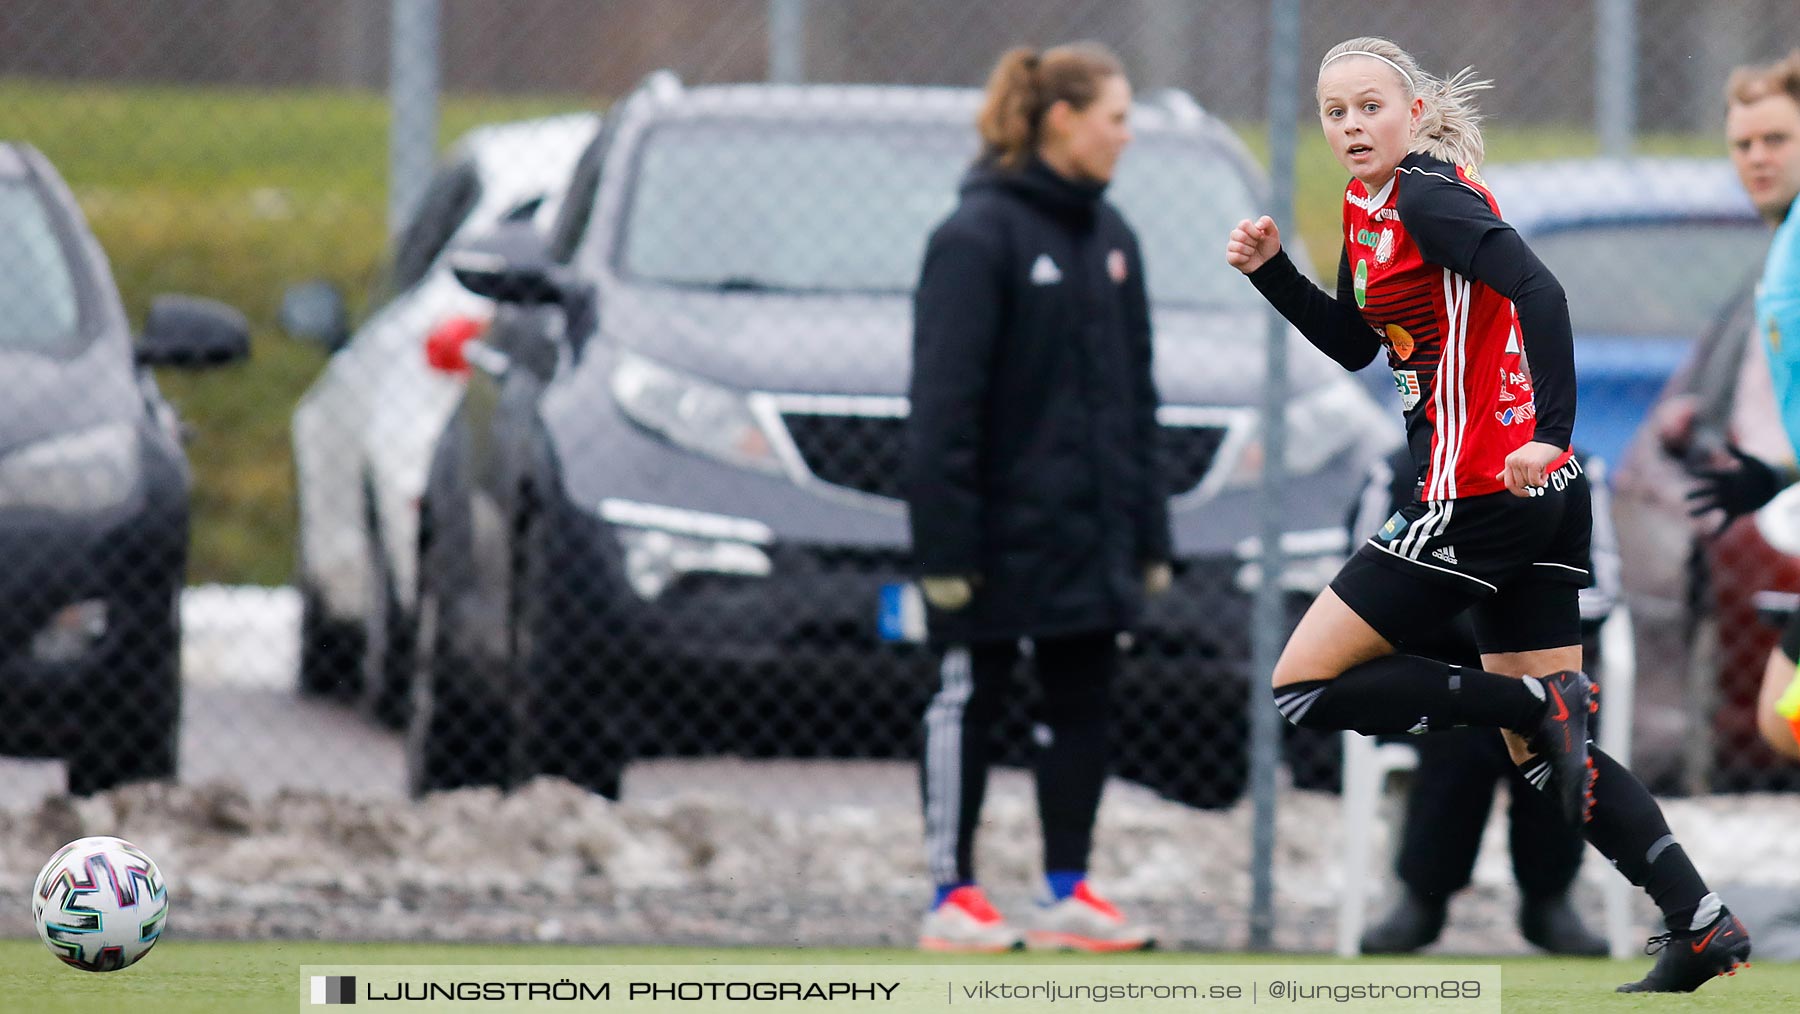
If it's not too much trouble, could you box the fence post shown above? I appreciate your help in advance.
[769,0,807,84]
[1249,0,1302,953]
[390,0,440,239]
[1595,0,1637,156]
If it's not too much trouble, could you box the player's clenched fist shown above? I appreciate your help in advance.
[1226,215,1283,274]
[1497,440,1565,498]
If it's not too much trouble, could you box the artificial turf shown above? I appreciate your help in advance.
[1,938,1792,1013]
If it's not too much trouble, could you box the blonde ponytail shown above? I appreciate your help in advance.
[1413,65,1492,168]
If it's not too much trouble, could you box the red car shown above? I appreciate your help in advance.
[1613,286,1800,792]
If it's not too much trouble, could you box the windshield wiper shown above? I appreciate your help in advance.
[661,275,848,295]
[710,276,788,292]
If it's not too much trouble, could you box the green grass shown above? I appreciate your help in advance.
[0,79,1735,583]
[0,939,1792,1013]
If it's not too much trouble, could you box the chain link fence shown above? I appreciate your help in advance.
[0,0,1798,951]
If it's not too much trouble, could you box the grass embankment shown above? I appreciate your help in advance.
[0,79,586,584]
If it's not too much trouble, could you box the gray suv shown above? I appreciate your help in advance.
[412,73,1398,805]
[0,143,248,794]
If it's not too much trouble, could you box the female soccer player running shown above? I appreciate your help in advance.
[1225,37,1749,992]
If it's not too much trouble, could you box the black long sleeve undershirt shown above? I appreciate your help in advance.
[1245,248,1381,372]
[1462,227,1575,449]
[1397,163,1576,450]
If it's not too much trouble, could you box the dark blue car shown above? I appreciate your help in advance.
[1483,158,1765,470]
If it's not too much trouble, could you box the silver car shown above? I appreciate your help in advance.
[283,113,598,724]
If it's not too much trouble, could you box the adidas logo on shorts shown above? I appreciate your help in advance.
[1431,545,1459,565]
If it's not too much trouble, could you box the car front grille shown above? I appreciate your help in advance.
[778,410,1231,502]
[780,412,909,501]
[1157,423,1230,495]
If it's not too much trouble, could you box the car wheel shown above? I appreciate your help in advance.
[1113,649,1250,810]
[405,536,509,796]
[524,647,627,800]
[358,522,414,729]
[513,505,626,799]
[67,592,181,796]
[1283,723,1343,792]
[1154,677,1251,810]
[298,583,362,699]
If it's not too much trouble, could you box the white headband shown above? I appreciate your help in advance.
[1321,50,1414,90]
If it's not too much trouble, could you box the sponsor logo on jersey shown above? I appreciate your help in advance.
[1354,260,1369,308]
[1374,207,1400,222]
[1461,164,1487,187]
[1354,226,1398,263]
[1393,369,1421,410]
[1107,248,1128,284]
[1432,545,1460,565]
[1030,254,1062,285]
[1497,366,1517,402]
[1384,323,1415,360]
[1496,401,1537,426]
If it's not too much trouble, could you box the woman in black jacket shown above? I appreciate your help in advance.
[904,41,1169,953]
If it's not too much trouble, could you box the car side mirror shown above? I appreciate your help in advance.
[136,295,251,368]
[450,221,598,358]
[449,219,567,305]
[279,280,350,351]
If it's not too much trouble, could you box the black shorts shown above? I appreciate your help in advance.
[1782,606,1800,662]
[1331,455,1592,655]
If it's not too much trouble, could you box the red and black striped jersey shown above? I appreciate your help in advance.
[1345,153,1567,500]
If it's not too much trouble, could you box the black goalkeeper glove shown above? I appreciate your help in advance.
[1685,444,1782,533]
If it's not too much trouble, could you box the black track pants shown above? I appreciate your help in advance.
[920,631,1116,885]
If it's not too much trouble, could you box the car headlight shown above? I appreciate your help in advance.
[1223,380,1400,489]
[600,499,774,602]
[610,351,782,474]
[615,528,773,601]
[31,599,108,662]
[0,422,139,513]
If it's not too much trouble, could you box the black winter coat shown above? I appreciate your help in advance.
[904,157,1172,645]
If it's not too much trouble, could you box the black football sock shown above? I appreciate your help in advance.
[1581,746,1711,932]
[1273,654,1546,736]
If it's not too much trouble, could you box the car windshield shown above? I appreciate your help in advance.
[616,118,1263,309]
[1528,220,1768,338]
[0,180,81,350]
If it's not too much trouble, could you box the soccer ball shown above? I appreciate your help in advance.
[31,836,169,972]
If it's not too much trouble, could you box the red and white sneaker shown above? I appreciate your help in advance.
[1025,881,1156,952]
[918,886,1024,953]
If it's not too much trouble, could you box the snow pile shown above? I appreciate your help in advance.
[3,775,1795,953]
